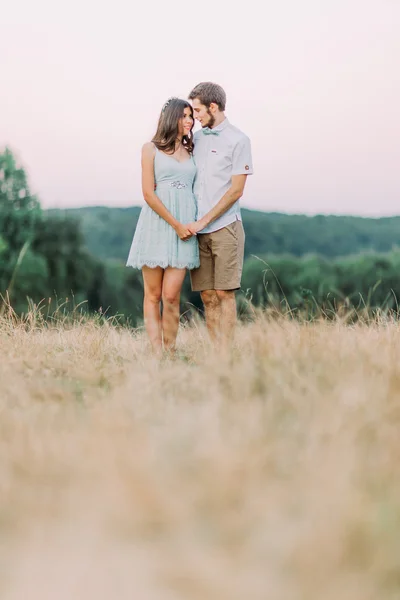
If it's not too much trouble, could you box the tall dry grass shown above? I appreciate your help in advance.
[0,307,400,599]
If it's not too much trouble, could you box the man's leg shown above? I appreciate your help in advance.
[215,289,237,347]
[211,221,245,347]
[190,233,216,338]
[200,290,221,343]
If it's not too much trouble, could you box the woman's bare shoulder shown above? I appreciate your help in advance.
[142,142,156,156]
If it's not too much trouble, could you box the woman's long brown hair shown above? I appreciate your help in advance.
[152,98,194,155]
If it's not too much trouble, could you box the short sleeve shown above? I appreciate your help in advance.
[232,136,253,175]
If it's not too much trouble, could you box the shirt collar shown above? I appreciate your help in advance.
[210,117,229,133]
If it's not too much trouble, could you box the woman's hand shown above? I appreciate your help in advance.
[174,223,193,241]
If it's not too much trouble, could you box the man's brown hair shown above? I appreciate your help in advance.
[188,82,226,111]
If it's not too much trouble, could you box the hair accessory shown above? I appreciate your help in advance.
[162,97,177,112]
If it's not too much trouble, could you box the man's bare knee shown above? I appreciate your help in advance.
[201,290,219,307]
[215,289,235,302]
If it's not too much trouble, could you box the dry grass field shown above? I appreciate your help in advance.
[1,308,400,599]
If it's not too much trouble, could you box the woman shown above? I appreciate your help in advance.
[126,98,199,355]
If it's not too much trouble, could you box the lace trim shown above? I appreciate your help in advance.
[127,260,200,270]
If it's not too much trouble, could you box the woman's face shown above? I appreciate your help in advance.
[178,106,194,137]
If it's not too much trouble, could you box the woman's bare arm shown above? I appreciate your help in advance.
[141,143,192,240]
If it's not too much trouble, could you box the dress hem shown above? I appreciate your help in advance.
[126,260,200,270]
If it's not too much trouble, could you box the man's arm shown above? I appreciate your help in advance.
[188,175,248,234]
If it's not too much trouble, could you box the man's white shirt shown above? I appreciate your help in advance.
[192,118,253,234]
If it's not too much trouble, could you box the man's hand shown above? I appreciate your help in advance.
[187,221,205,235]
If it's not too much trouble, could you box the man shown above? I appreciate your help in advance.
[187,82,253,346]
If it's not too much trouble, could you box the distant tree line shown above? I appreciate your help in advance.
[2,148,400,324]
[48,206,400,263]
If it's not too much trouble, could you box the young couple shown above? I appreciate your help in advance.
[126,82,253,355]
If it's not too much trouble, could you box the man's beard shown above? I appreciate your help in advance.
[202,109,215,129]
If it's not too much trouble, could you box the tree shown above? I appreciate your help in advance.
[0,148,42,302]
[0,148,97,314]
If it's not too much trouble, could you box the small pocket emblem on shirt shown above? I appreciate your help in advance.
[211,149,218,154]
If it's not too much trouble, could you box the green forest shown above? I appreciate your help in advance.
[2,147,400,324]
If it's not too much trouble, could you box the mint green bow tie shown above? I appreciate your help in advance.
[202,127,219,136]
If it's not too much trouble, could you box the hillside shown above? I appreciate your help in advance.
[47,206,400,262]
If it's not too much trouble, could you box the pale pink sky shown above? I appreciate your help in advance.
[1,0,399,216]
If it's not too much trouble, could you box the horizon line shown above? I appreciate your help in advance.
[44,205,400,220]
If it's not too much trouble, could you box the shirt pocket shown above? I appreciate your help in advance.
[224,222,238,241]
[209,148,232,173]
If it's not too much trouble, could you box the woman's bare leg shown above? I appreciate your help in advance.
[142,266,164,355]
[161,268,186,352]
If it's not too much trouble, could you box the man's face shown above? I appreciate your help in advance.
[191,98,215,128]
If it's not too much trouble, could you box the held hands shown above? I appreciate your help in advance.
[187,221,204,235]
[175,223,194,241]
[174,220,205,241]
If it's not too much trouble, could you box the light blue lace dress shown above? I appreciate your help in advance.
[126,147,200,270]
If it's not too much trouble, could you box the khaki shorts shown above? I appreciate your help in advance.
[190,220,245,292]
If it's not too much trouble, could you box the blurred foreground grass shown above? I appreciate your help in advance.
[0,308,400,599]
